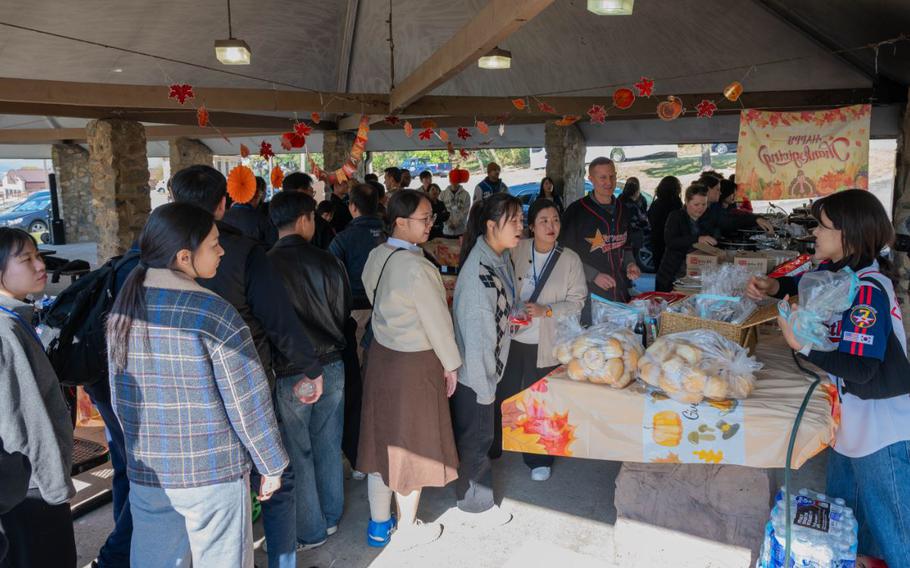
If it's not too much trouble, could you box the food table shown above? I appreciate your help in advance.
[502,332,839,567]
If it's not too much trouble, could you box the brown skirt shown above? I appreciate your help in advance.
[357,341,459,494]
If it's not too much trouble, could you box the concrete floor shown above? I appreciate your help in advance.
[73,449,828,568]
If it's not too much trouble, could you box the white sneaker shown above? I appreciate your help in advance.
[295,538,327,552]
[352,470,367,480]
[459,505,513,528]
[390,520,442,551]
[326,525,338,536]
[530,466,551,481]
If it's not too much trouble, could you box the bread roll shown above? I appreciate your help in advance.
[583,348,606,371]
[613,370,634,388]
[728,375,754,399]
[555,344,573,365]
[567,359,586,381]
[571,337,595,359]
[624,348,641,371]
[602,338,624,359]
[648,339,671,361]
[668,390,705,405]
[605,358,624,383]
[676,344,702,365]
[658,375,680,394]
[682,369,707,393]
[639,361,661,386]
[704,376,729,400]
[662,357,687,380]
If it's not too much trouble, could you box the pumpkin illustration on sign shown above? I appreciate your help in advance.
[657,96,684,121]
[651,411,683,447]
[613,88,635,110]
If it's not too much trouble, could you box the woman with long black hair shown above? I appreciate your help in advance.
[646,175,683,273]
[108,202,287,567]
[452,192,523,526]
[536,176,564,216]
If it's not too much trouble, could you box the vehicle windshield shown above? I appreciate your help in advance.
[12,198,49,213]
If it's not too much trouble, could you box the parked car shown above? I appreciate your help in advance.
[0,193,51,234]
[711,142,737,155]
[399,157,452,177]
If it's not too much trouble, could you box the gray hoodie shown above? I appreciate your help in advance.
[0,295,74,505]
[453,237,515,405]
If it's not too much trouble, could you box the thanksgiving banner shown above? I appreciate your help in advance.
[735,104,870,201]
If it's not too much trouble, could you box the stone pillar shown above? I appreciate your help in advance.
[169,137,214,174]
[894,92,910,327]
[322,130,366,177]
[545,122,586,206]
[51,143,96,243]
[86,119,151,260]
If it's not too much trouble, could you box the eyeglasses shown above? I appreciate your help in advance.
[407,214,437,226]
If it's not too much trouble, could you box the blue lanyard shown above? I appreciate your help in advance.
[531,246,556,285]
[0,305,42,347]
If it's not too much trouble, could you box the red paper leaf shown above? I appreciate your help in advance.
[282,132,306,149]
[457,127,472,140]
[511,98,527,111]
[459,148,470,159]
[280,136,293,151]
[418,128,434,141]
[537,101,557,114]
[196,105,209,127]
[294,122,312,137]
[476,120,489,135]
[587,104,607,124]
[404,121,414,137]
[384,115,400,125]
[438,129,449,142]
[240,144,250,158]
[168,83,195,105]
[555,115,581,126]
[613,88,636,110]
[696,99,718,118]
[634,76,655,98]
[310,112,321,124]
[259,141,275,160]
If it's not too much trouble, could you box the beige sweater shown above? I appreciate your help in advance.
[512,238,588,368]
[363,243,462,372]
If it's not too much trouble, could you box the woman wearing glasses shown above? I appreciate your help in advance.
[358,190,462,550]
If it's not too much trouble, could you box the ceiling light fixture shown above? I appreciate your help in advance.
[215,0,251,65]
[587,0,635,15]
[478,46,512,70]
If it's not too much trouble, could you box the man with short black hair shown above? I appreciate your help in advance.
[384,167,403,194]
[418,170,433,192]
[473,162,508,202]
[326,179,353,233]
[401,169,412,189]
[282,171,335,248]
[268,191,352,552]
[364,172,379,183]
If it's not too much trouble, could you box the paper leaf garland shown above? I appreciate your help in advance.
[270,165,284,189]
[418,128,434,141]
[227,165,257,204]
[438,129,449,142]
[511,98,527,111]
[420,119,437,129]
[384,115,400,125]
[404,121,414,137]
[168,83,195,104]
[613,88,636,110]
[476,120,489,135]
[537,101,557,114]
[696,99,718,118]
[196,105,209,127]
[259,141,275,160]
[239,144,250,158]
[634,77,655,98]
[587,104,607,124]
[294,122,312,137]
[457,127,471,140]
[310,112,321,124]
[555,115,581,126]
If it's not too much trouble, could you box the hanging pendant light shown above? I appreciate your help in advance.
[215,0,251,65]
[587,0,635,16]
[478,47,512,70]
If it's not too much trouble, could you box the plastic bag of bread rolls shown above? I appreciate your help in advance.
[553,322,644,389]
[637,330,762,403]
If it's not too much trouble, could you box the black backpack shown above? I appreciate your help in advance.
[43,251,139,386]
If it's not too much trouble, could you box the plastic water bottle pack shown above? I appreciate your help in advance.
[757,488,858,568]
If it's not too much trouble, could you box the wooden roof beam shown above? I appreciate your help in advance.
[0,126,288,144]
[388,0,556,113]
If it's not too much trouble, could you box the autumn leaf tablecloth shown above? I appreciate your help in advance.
[502,334,839,469]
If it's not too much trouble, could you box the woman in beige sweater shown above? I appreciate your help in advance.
[358,190,462,550]
[492,198,587,481]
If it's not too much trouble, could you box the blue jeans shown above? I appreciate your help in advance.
[827,441,910,565]
[276,360,344,545]
[129,475,253,568]
[84,380,132,568]
[250,468,296,568]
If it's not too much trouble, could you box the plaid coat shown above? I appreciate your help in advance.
[110,268,288,488]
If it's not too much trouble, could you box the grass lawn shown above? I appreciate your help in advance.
[641,154,738,178]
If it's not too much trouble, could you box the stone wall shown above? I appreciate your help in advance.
[86,119,151,260]
[169,137,214,174]
[51,143,96,243]
[894,93,910,327]
[544,122,586,206]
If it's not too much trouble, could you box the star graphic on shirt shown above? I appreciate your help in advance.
[586,229,607,252]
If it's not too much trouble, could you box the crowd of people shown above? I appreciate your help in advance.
[1,155,907,568]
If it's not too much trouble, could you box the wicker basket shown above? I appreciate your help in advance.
[659,300,780,354]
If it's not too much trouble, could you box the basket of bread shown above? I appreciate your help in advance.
[553,321,644,389]
[637,330,762,404]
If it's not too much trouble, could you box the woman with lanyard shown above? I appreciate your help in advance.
[491,199,587,482]
[0,228,76,568]
[452,192,523,526]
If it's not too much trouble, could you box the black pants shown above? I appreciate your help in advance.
[341,316,363,470]
[451,383,495,513]
[491,341,557,469]
[0,488,75,568]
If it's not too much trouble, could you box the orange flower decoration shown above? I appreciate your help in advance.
[227,165,257,204]
[270,165,284,190]
[239,144,250,158]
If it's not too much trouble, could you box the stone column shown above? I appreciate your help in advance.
[51,143,97,243]
[545,122,586,206]
[168,137,214,174]
[86,119,151,260]
[322,130,366,177]
[894,92,910,327]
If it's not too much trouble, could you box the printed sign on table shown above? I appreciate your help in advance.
[643,390,745,464]
[735,104,870,201]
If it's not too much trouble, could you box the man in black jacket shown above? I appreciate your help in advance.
[268,192,352,550]
[282,172,335,249]
[170,165,322,560]
[325,179,353,234]
[222,176,275,245]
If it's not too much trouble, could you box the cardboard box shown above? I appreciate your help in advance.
[732,250,801,275]
[686,243,729,277]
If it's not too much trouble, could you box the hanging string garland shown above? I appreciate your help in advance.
[310,115,370,185]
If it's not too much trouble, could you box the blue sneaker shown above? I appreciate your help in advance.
[367,516,397,547]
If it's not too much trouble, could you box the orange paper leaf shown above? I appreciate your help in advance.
[476,120,489,135]
[310,112,321,124]
[511,98,527,111]
[438,129,449,142]
[196,105,209,127]
[555,115,581,126]
[403,121,414,137]
[239,144,250,158]
[537,101,557,114]
[420,119,437,129]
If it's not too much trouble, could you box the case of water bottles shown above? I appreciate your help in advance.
[757,488,858,568]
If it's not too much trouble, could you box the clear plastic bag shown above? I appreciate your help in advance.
[591,293,644,329]
[552,318,644,389]
[783,269,858,351]
[668,264,759,324]
[637,330,763,403]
